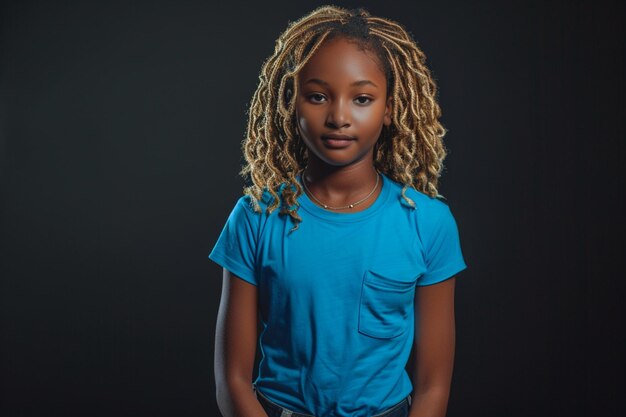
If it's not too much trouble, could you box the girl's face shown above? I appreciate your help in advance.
[295,36,392,168]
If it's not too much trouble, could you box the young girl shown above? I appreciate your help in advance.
[209,5,467,417]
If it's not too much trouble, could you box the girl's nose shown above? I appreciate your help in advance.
[325,99,351,129]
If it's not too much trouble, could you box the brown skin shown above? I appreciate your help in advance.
[295,36,392,210]
[214,269,267,417]
[215,36,457,417]
[408,278,457,417]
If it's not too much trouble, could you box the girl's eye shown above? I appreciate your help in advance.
[308,93,326,103]
[354,96,372,105]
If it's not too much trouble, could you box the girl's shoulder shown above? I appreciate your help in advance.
[385,175,452,214]
[235,183,289,216]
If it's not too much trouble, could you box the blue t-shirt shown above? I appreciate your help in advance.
[208,172,467,417]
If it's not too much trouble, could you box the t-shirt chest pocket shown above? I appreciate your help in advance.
[358,269,417,339]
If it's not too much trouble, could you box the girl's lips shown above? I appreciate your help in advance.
[322,133,356,140]
[322,134,355,148]
[321,137,354,148]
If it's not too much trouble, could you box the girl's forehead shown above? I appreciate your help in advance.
[297,37,386,85]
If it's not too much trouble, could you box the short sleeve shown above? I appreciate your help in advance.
[416,202,467,286]
[208,196,260,286]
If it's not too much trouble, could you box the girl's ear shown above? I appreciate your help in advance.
[383,95,392,126]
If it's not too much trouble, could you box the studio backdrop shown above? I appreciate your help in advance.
[1,1,624,416]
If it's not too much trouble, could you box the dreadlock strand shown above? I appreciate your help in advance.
[240,5,453,231]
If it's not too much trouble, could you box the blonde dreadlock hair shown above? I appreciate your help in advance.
[240,5,449,233]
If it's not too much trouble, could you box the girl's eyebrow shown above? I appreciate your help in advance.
[303,78,379,89]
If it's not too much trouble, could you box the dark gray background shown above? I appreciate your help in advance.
[1,0,624,416]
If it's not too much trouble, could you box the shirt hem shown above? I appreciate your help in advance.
[208,252,258,286]
[416,261,467,286]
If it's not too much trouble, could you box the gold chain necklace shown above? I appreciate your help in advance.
[301,170,380,210]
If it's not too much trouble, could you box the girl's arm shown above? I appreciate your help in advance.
[215,268,268,417]
[408,277,457,417]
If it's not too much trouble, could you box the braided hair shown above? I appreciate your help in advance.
[240,5,449,233]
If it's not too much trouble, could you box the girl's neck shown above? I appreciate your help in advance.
[301,159,381,208]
